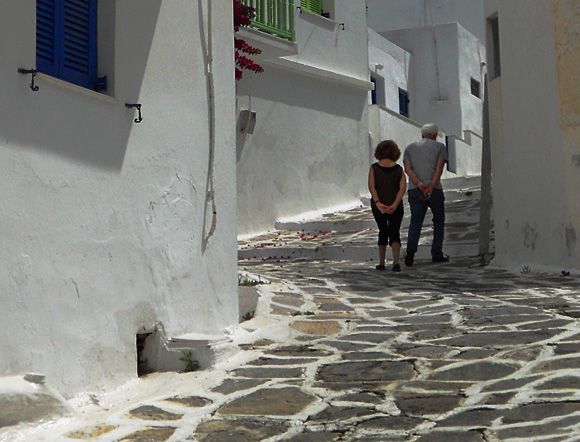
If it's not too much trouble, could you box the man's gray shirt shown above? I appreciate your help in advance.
[403,139,448,190]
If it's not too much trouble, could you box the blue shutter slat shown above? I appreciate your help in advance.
[36,0,58,75]
[36,0,99,90]
[61,0,98,89]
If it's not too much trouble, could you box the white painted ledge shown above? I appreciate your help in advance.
[37,73,118,105]
[237,27,298,60]
[262,58,374,91]
[374,104,423,128]
[297,8,340,30]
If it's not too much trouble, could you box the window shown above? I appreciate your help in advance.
[370,77,377,105]
[488,16,501,79]
[36,0,106,91]
[301,0,322,15]
[398,88,409,118]
[471,78,481,98]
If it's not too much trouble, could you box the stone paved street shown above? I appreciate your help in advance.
[5,181,580,442]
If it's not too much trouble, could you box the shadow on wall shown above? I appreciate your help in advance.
[0,1,162,171]
[239,66,368,121]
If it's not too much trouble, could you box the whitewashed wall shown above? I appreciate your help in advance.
[237,0,372,236]
[486,0,579,273]
[0,0,238,396]
[381,23,484,138]
[382,24,462,136]
[369,104,446,151]
[366,0,486,42]
[447,131,483,177]
[368,29,410,111]
[458,25,485,135]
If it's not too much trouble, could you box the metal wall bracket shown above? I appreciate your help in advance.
[125,103,143,123]
[17,68,39,91]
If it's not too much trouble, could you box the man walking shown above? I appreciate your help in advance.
[403,123,449,266]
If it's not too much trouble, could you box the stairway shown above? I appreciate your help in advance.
[239,176,492,264]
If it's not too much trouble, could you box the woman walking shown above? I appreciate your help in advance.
[368,140,407,271]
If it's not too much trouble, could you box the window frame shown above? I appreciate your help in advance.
[398,88,410,118]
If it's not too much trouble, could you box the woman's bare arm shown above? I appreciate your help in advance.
[368,167,380,204]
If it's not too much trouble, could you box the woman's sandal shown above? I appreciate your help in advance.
[375,264,386,271]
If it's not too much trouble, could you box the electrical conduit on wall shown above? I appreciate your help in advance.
[198,0,217,252]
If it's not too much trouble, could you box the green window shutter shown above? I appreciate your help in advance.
[301,0,322,14]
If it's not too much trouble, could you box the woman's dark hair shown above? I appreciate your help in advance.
[374,140,400,161]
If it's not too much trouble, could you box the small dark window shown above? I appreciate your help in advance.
[489,16,501,78]
[370,77,377,105]
[399,88,409,118]
[471,78,481,98]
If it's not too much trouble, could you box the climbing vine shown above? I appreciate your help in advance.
[234,0,263,80]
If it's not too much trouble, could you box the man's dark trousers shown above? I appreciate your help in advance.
[406,188,445,258]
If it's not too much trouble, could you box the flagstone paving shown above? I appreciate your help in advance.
[9,181,580,441]
[54,262,580,440]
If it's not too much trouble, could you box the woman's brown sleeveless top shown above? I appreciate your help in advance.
[372,163,403,206]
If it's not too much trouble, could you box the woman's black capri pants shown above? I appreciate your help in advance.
[371,203,404,246]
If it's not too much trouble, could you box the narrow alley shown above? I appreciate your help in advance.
[9,178,580,442]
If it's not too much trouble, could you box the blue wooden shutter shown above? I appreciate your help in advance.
[61,0,98,89]
[36,0,59,78]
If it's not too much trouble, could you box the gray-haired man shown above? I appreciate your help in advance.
[403,123,449,266]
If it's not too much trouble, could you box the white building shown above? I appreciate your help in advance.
[366,0,486,43]
[236,0,373,236]
[0,0,238,397]
[485,0,579,273]
[366,3,485,177]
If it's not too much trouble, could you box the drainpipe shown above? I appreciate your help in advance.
[200,0,217,252]
[479,74,493,263]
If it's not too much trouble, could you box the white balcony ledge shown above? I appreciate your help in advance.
[236,27,298,60]
[262,58,374,91]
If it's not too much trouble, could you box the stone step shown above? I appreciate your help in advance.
[360,188,481,207]
[276,211,481,233]
[239,242,480,262]
[0,375,70,429]
[441,175,481,190]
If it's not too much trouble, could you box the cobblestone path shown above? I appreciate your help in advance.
[12,180,580,442]
[53,259,580,441]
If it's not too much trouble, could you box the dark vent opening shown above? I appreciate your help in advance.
[136,332,153,377]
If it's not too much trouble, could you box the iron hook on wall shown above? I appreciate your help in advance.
[17,68,39,91]
[125,103,143,123]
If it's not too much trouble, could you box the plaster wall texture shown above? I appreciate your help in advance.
[457,25,485,135]
[367,29,411,111]
[237,69,369,236]
[382,24,462,137]
[382,23,484,138]
[370,105,480,181]
[366,0,486,42]
[486,0,579,272]
[236,0,371,236]
[0,0,238,396]
[289,0,369,80]
[370,106,447,164]
[446,131,483,176]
